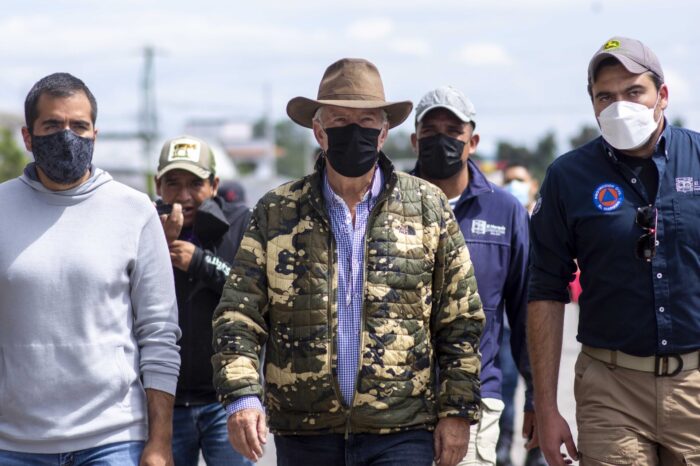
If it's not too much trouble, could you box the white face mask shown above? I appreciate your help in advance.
[504,179,531,207]
[597,96,661,151]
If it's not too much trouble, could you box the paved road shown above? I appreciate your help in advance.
[204,303,581,466]
[510,303,580,465]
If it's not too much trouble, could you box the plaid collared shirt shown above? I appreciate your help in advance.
[323,166,383,406]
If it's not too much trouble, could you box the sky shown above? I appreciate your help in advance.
[1,0,698,156]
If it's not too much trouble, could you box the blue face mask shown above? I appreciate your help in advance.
[32,129,94,184]
[504,179,531,207]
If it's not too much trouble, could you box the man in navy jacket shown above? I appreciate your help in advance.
[411,86,534,465]
[529,36,700,465]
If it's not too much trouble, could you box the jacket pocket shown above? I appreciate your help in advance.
[673,197,700,249]
[0,343,134,433]
[574,351,597,404]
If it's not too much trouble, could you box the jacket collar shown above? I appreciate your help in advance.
[307,152,397,222]
[410,158,492,207]
[191,196,230,243]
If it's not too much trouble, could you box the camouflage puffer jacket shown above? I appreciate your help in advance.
[213,154,485,435]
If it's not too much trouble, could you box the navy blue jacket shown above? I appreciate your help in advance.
[530,124,700,356]
[175,197,252,405]
[414,160,533,409]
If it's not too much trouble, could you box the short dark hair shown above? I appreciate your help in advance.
[504,163,531,173]
[24,73,97,134]
[587,57,664,98]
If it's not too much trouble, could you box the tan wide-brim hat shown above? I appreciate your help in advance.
[286,58,413,129]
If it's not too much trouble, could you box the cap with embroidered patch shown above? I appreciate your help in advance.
[156,135,216,179]
[588,36,664,84]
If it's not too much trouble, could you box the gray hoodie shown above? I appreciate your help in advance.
[0,165,181,454]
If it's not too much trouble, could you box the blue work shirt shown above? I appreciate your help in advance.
[413,159,533,409]
[529,123,700,356]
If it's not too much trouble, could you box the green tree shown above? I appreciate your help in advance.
[0,128,27,182]
[252,117,313,178]
[382,130,416,160]
[495,131,556,182]
[569,124,599,149]
[671,116,685,128]
[274,119,313,178]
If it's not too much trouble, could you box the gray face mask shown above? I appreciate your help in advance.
[32,129,94,184]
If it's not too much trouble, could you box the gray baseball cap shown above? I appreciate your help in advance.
[156,135,216,179]
[415,86,476,127]
[588,36,664,84]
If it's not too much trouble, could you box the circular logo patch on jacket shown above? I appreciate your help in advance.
[593,183,624,211]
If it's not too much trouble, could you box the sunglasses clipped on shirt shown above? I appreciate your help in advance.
[635,205,658,262]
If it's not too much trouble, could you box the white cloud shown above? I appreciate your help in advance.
[663,68,691,102]
[388,37,430,57]
[456,43,512,66]
[346,18,394,41]
[668,43,691,59]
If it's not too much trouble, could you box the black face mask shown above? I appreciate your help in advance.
[324,124,380,178]
[418,133,466,180]
[32,129,94,184]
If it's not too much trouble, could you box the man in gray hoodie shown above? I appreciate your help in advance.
[0,73,181,465]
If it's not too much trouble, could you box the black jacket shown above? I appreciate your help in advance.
[175,196,251,405]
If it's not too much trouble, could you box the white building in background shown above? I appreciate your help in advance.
[92,137,239,195]
[185,118,277,180]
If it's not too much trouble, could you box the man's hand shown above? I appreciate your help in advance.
[227,408,267,462]
[433,417,470,466]
[159,203,183,245]
[140,439,173,466]
[169,240,196,271]
[535,409,577,465]
[523,410,538,449]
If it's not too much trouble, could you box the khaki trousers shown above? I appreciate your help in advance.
[574,351,700,465]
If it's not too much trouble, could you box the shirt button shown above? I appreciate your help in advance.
[631,178,638,184]
[656,273,663,279]
[655,240,660,246]
[661,339,668,346]
[659,307,665,313]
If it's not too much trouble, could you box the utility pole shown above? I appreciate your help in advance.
[260,83,276,178]
[99,46,160,196]
[140,46,158,196]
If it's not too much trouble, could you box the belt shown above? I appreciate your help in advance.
[582,345,700,377]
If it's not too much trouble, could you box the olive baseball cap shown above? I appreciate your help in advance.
[415,86,476,128]
[156,135,216,179]
[588,36,664,84]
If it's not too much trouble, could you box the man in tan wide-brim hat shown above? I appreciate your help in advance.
[212,58,485,466]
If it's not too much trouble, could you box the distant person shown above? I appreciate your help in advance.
[212,59,485,466]
[0,72,181,464]
[502,164,538,214]
[410,86,535,466]
[498,164,546,466]
[218,180,246,204]
[529,36,700,464]
[154,136,252,466]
